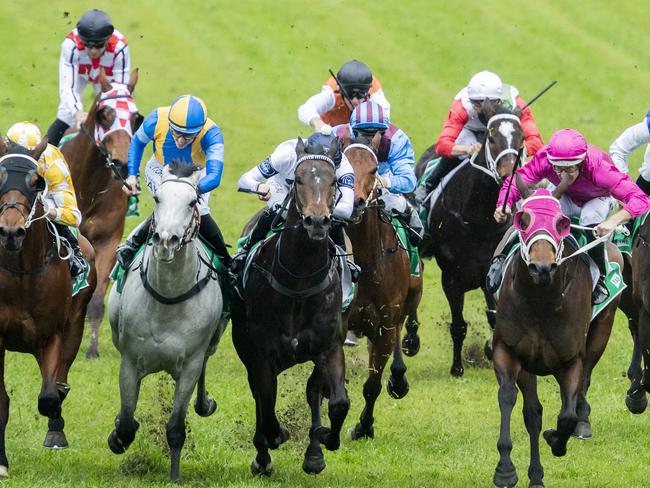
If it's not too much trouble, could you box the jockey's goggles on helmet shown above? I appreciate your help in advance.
[171,129,198,142]
[83,39,108,49]
[470,98,502,106]
[549,157,584,168]
[348,88,369,99]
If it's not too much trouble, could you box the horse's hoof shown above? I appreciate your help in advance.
[387,377,410,399]
[351,422,374,440]
[195,396,217,417]
[484,339,494,361]
[43,431,68,449]
[85,349,99,360]
[302,454,326,474]
[572,421,592,440]
[402,334,421,357]
[251,459,273,476]
[0,465,7,479]
[107,430,128,454]
[450,364,464,377]
[492,462,518,487]
[543,429,567,457]
[625,392,648,414]
[529,484,545,488]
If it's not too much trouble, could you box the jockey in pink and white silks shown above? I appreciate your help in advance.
[609,109,650,195]
[492,128,650,303]
[46,9,131,147]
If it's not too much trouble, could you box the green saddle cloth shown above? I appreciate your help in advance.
[390,216,421,277]
[612,210,649,255]
[58,132,78,148]
[67,227,90,297]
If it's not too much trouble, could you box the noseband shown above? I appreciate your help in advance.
[470,113,522,185]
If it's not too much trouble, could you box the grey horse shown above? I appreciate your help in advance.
[107,162,226,481]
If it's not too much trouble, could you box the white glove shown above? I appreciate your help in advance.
[74,110,88,128]
[319,124,333,136]
[379,175,391,188]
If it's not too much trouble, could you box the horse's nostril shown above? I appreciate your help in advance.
[304,216,313,226]
[0,227,6,237]
[355,198,365,208]
[169,235,180,247]
[322,215,331,227]
[152,232,161,244]
[14,228,26,239]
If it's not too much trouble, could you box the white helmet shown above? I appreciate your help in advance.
[6,121,42,150]
[467,71,503,101]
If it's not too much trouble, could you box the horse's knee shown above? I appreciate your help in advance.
[38,392,61,419]
[450,320,468,341]
[557,412,577,434]
[166,421,186,450]
[328,397,350,422]
[362,379,382,401]
[498,382,518,409]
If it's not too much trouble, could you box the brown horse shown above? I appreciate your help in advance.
[342,133,423,440]
[0,141,96,477]
[492,185,621,488]
[418,105,524,376]
[232,140,350,476]
[62,69,141,358]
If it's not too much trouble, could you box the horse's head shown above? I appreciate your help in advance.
[514,178,571,284]
[150,161,201,262]
[0,139,48,251]
[293,137,338,240]
[483,106,524,181]
[341,130,381,223]
[88,69,141,180]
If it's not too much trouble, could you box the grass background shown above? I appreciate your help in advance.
[0,0,649,486]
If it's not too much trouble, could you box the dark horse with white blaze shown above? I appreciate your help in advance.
[62,69,142,359]
[492,184,621,488]
[0,141,96,478]
[418,105,524,376]
[232,140,349,475]
[342,133,423,440]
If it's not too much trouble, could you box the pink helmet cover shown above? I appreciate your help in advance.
[547,128,588,161]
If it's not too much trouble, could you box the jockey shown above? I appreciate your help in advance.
[334,100,423,245]
[231,132,355,273]
[5,122,86,277]
[492,128,650,304]
[117,95,231,268]
[609,110,650,194]
[46,9,131,147]
[298,59,390,136]
[417,71,544,199]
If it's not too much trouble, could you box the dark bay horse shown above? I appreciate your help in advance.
[419,106,524,376]
[231,140,349,475]
[342,133,423,440]
[62,69,142,359]
[492,186,621,488]
[0,141,96,477]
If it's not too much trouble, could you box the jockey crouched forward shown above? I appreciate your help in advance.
[231,132,355,275]
[490,128,650,304]
[117,95,231,268]
[6,122,86,276]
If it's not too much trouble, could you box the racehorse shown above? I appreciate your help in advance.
[492,184,621,488]
[342,132,423,440]
[231,139,349,476]
[62,69,142,359]
[418,105,524,376]
[0,140,96,477]
[107,162,225,482]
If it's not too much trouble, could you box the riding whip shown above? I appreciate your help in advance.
[328,68,354,108]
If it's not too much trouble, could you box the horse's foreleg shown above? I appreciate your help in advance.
[194,356,217,417]
[492,341,521,488]
[322,345,350,451]
[36,334,67,449]
[0,346,9,478]
[626,313,647,413]
[639,306,650,398]
[388,319,409,399]
[86,244,116,359]
[517,370,544,488]
[442,272,467,377]
[544,358,581,457]
[108,359,141,455]
[303,365,325,474]
[402,309,421,357]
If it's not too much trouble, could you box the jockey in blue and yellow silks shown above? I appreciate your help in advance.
[117,94,231,268]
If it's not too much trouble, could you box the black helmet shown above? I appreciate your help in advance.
[77,9,114,45]
[337,60,372,95]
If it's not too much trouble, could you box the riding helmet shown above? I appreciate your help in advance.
[168,95,207,135]
[337,60,373,93]
[6,122,42,151]
[467,71,503,101]
[349,101,389,131]
[77,9,114,45]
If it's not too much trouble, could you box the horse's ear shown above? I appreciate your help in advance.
[513,210,530,232]
[191,166,203,186]
[556,215,571,238]
[32,137,48,161]
[513,106,522,119]
[296,137,306,158]
[325,137,339,161]
[98,106,116,130]
[99,68,112,93]
[0,134,7,157]
[370,131,381,152]
[340,128,351,150]
[515,172,532,199]
[127,68,139,94]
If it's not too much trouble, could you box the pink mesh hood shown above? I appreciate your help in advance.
[547,128,587,161]
[513,188,571,250]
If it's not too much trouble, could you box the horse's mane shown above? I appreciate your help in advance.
[167,160,201,178]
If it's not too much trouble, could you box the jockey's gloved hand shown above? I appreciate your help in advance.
[319,124,333,136]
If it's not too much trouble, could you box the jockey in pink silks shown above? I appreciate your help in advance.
[489,128,650,304]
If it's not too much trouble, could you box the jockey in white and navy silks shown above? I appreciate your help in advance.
[333,100,423,244]
[46,9,131,146]
[231,133,355,271]
[117,94,231,268]
[609,109,650,195]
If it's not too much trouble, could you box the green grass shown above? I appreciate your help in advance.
[1,0,650,486]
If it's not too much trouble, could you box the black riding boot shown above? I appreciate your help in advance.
[636,175,650,195]
[46,118,70,147]
[199,214,231,267]
[231,209,277,275]
[116,215,153,269]
[54,223,86,277]
[424,157,460,193]
[486,232,519,294]
[586,233,609,305]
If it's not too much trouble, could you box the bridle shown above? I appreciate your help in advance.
[292,153,337,221]
[150,178,201,251]
[469,113,522,185]
[343,143,380,206]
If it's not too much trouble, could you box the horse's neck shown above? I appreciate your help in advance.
[450,159,501,224]
[0,216,50,268]
[346,207,388,266]
[146,240,200,296]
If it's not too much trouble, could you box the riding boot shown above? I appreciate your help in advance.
[418,156,460,202]
[636,175,650,196]
[116,215,153,269]
[231,209,277,275]
[406,203,424,246]
[586,233,610,305]
[330,222,361,282]
[46,118,70,148]
[486,231,520,294]
[199,214,231,267]
[54,223,86,277]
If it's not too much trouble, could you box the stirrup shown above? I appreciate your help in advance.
[592,277,610,305]
[116,243,138,269]
[486,254,507,294]
[230,249,250,275]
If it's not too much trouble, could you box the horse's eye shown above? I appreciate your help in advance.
[371,168,378,175]
[295,177,303,185]
[189,199,197,208]
[488,136,495,144]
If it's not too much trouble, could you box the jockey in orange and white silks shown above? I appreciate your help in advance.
[46,9,131,147]
[609,109,650,195]
[298,59,390,136]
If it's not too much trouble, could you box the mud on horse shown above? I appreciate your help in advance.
[231,139,350,476]
[342,132,423,440]
[0,140,96,478]
[492,184,621,488]
[419,105,524,376]
[61,69,142,359]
